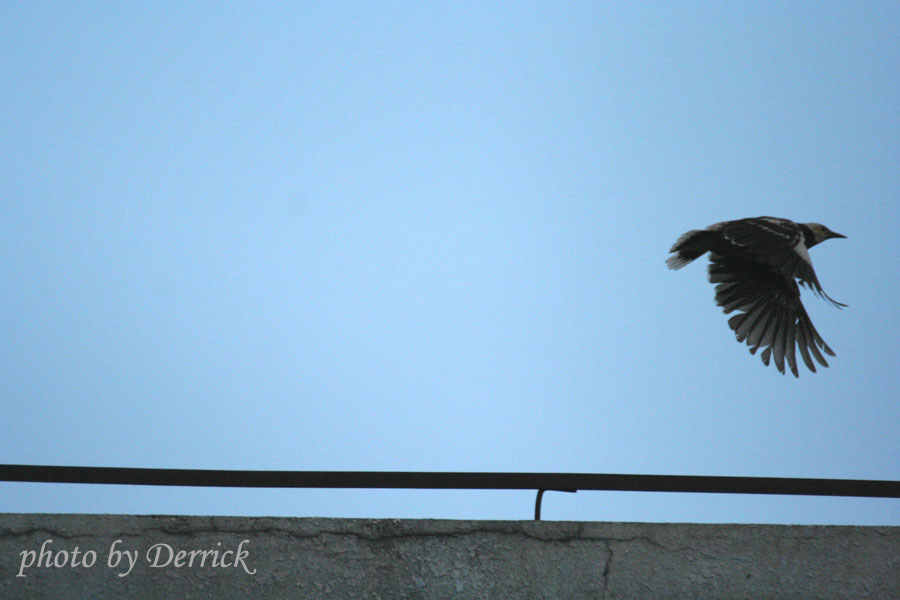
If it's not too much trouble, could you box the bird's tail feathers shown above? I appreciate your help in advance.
[666,229,712,270]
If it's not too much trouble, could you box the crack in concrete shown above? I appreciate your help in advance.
[3,525,657,549]
[1,518,669,549]
[601,539,612,598]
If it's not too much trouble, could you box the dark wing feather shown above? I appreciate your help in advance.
[711,217,803,263]
[713,217,845,308]
[708,252,833,377]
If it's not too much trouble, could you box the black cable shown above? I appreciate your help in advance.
[2,465,898,498]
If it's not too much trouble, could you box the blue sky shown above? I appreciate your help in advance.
[2,2,898,524]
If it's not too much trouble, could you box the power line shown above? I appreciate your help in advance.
[3,465,897,520]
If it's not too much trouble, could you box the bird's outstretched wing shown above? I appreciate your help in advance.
[708,252,836,377]
[712,217,845,308]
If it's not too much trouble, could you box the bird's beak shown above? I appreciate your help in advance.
[827,230,847,240]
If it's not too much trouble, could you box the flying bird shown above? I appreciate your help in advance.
[667,217,846,377]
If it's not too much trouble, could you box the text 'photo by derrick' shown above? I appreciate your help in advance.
[15,538,257,578]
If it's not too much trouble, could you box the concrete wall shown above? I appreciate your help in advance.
[1,514,898,599]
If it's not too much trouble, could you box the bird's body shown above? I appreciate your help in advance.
[667,216,846,377]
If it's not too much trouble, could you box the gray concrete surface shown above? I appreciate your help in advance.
[1,514,898,599]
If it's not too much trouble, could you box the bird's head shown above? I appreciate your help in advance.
[803,223,847,247]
